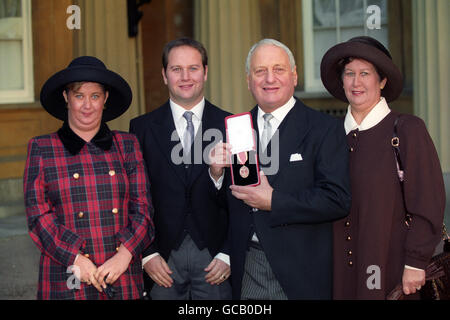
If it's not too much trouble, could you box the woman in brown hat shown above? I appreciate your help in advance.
[320,36,445,299]
[24,56,154,299]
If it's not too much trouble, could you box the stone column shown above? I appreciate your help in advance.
[412,0,449,172]
[74,0,145,131]
[194,0,262,114]
[413,0,450,224]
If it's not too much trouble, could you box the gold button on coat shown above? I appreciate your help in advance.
[112,208,119,214]
[346,236,352,241]
[73,173,80,179]
[109,170,115,176]
[78,212,84,218]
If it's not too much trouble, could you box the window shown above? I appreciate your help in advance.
[302,0,388,92]
[0,0,34,104]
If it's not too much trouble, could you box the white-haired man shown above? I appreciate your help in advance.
[211,39,351,299]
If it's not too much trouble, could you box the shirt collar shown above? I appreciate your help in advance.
[169,98,205,123]
[57,121,113,155]
[257,96,296,123]
[344,97,391,134]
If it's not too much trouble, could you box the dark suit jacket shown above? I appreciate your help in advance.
[226,98,351,299]
[129,100,231,262]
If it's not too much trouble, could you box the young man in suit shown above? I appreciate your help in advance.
[130,38,231,300]
[211,39,351,299]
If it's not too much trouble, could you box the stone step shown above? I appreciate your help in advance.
[0,178,23,203]
[0,214,28,238]
[0,202,26,219]
[0,234,39,299]
[0,178,25,219]
[0,215,39,299]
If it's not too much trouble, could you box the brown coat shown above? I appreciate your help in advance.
[333,111,446,299]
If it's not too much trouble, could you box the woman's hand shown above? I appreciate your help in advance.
[95,245,133,289]
[402,267,426,295]
[73,254,103,292]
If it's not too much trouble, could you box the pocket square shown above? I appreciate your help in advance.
[290,153,303,162]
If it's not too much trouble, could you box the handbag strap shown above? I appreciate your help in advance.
[392,116,411,226]
[392,117,404,173]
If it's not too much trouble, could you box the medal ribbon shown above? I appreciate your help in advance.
[237,151,248,165]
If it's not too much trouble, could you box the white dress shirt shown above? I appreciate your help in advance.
[257,96,296,143]
[170,98,204,149]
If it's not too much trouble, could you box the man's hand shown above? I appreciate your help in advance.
[209,141,232,181]
[402,267,426,295]
[230,171,273,210]
[204,258,231,285]
[95,245,132,289]
[73,254,103,292]
[143,255,174,288]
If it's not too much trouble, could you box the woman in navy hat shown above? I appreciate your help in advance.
[24,56,155,299]
[320,37,445,299]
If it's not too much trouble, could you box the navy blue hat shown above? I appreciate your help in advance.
[40,56,132,121]
[320,36,403,103]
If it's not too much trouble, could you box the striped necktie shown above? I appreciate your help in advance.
[261,113,274,151]
[183,111,195,153]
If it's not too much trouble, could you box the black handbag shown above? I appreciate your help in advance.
[420,225,450,300]
[387,116,450,300]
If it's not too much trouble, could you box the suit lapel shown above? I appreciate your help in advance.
[258,99,311,186]
[150,101,188,186]
[251,107,260,149]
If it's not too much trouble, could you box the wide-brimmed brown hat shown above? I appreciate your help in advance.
[320,36,403,103]
[40,56,132,121]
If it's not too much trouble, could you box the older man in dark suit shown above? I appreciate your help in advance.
[211,39,351,300]
[130,38,231,300]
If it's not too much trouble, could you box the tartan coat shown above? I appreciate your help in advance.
[23,122,154,299]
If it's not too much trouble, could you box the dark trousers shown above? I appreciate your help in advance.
[241,243,287,300]
[150,235,231,300]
